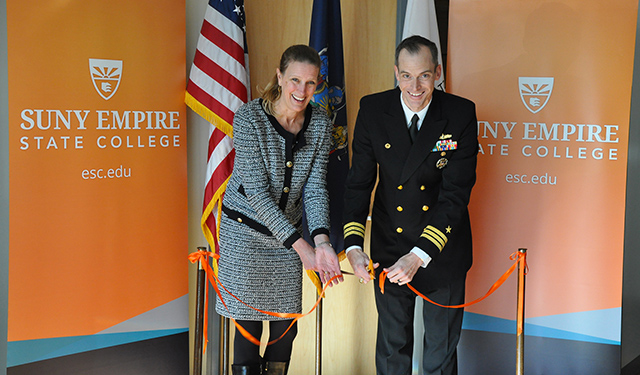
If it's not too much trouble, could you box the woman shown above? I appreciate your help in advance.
[216,44,343,375]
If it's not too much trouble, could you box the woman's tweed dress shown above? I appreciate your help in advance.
[215,98,332,321]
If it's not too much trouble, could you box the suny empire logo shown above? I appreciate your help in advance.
[519,77,554,114]
[89,58,123,100]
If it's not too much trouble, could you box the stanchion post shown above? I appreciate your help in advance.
[516,248,527,375]
[315,292,322,375]
[193,246,207,375]
[220,316,230,375]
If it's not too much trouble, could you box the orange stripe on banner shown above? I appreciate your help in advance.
[189,250,340,349]
[379,252,527,309]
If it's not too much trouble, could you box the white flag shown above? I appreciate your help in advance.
[402,0,445,91]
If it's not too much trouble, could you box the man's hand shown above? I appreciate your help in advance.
[346,247,379,284]
[384,252,423,285]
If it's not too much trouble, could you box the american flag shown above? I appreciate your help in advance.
[185,0,249,272]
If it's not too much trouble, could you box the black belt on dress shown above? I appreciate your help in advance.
[222,204,273,236]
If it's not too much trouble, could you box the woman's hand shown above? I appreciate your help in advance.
[314,241,343,286]
[293,236,344,286]
[292,238,317,271]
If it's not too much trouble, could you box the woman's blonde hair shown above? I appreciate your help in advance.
[260,44,322,116]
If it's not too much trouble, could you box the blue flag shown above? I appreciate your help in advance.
[309,0,348,255]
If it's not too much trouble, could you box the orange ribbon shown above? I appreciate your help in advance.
[379,251,527,308]
[189,250,341,349]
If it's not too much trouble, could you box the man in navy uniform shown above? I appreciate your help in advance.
[343,35,478,375]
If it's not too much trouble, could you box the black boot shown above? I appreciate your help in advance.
[231,364,261,375]
[262,361,289,375]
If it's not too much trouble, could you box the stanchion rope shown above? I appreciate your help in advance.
[379,251,528,308]
[189,250,341,348]
[189,250,527,348]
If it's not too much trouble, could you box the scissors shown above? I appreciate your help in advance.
[340,260,376,282]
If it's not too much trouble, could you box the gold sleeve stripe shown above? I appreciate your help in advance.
[344,222,365,231]
[420,225,448,252]
[426,225,447,242]
[422,232,445,251]
[344,229,365,238]
[344,222,365,238]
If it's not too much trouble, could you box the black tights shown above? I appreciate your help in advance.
[233,319,298,366]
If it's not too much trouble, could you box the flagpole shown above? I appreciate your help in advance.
[315,292,322,375]
[193,246,207,375]
[516,248,527,375]
[219,316,230,375]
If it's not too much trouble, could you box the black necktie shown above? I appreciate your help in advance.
[409,114,419,143]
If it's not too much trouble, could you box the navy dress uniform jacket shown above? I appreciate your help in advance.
[343,87,478,292]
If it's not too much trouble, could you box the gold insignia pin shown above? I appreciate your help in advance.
[436,158,448,169]
[439,134,452,140]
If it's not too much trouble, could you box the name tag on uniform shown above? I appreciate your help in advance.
[431,139,457,152]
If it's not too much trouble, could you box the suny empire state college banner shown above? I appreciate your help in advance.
[6,0,187,370]
[448,0,638,372]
